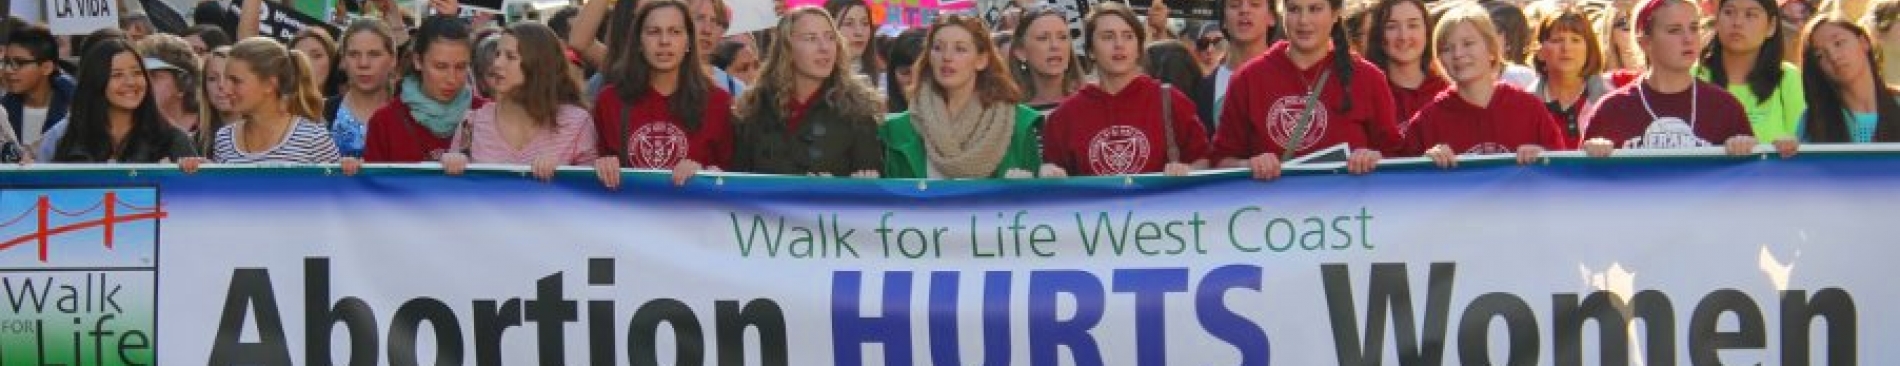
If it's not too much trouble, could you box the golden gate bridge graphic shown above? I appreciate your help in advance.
[0,191,166,263]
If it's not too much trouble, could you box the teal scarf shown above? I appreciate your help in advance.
[400,76,472,137]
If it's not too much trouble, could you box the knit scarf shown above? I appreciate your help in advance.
[400,76,472,137]
[909,86,1016,178]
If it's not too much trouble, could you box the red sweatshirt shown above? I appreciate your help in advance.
[1213,42,1403,160]
[1392,76,1450,122]
[1580,80,1751,149]
[1400,82,1570,156]
[592,85,735,169]
[1043,75,1210,176]
[363,97,490,162]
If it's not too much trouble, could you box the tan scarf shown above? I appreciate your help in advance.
[910,86,1016,178]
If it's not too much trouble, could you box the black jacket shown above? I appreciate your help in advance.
[731,89,884,176]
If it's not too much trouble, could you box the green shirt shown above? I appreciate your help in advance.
[1695,62,1806,142]
[880,105,1044,179]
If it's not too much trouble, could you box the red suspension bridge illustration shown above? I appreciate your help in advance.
[0,191,166,263]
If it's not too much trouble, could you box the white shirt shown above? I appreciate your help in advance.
[20,107,48,145]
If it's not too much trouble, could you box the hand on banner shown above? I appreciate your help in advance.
[1003,168,1034,179]
[1773,137,1799,158]
[593,156,622,189]
[531,155,559,181]
[179,157,207,174]
[1723,135,1759,156]
[1247,153,1281,181]
[1425,144,1457,169]
[1038,163,1069,178]
[850,170,881,179]
[341,157,363,176]
[1346,148,1382,175]
[440,152,469,175]
[1516,144,1545,166]
[1164,162,1193,176]
[671,159,703,186]
[1582,137,1615,157]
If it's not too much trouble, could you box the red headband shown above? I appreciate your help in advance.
[1632,0,1675,34]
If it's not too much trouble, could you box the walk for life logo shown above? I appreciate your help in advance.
[0,187,160,365]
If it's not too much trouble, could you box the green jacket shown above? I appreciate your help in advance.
[880,105,1043,179]
[1694,62,1806,142]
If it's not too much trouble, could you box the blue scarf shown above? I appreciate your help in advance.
[400,76,472,137]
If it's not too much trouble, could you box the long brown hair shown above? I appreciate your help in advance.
[736,6,882,124]
[196,46,231,155]
[503,22,586,130]
[1800,15,1900,142]
[913,14,1021,107]
[611,0,715,130]
[1363,0,1437,81]
[229,37,325,125]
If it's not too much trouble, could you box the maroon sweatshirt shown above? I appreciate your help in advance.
[1401,82,1571,156]
[1043,75,1211,176]
[592,85,735,169]
[1579,80,1751,149]
[1213,41,1403,160]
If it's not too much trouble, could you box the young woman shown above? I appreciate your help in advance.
[1009,5,1086,109]
[1798,14,1900,144]
[1204,0,1279,124]
[36,39,195,163]
[590,0,735,188]
[441,22,596,180]
[364,15,486,162]
[825,0,880,88]
[324,19,401,158]
[1213,0,1402,179]
[1041,2,1210,177]
[729,6,884,177]
[880,14,1042,179]
[1527,9,1613,142]
[1580,0,1755,156]
[136,34,201,133]
[1364,0,1447,122]
[1403,4,1568,167]
[291,29,342,97]
[1696,0,1805,142]
[197,47,239,155]
[1597,2,1646,87]
[186,37,340,168]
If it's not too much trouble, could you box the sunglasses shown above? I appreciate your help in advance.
[1197,36,1225,50]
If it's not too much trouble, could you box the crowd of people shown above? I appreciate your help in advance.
[1,0,1895,186]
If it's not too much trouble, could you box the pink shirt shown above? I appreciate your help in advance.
[452,103,598,165]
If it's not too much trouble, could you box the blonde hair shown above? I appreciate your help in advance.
[228,37,325,124]
[736,6,883,124]
[1432,4,1507,75]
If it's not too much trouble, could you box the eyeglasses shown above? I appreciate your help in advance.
[0,57,44,70]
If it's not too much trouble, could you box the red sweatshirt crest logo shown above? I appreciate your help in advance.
[1087,125,1151,175]
[629,123,690,169]
[1266,95,1329,153]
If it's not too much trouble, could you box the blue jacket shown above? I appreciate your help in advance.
[4,73,76,141]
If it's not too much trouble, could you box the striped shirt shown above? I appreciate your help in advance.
[213,117,342,164]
